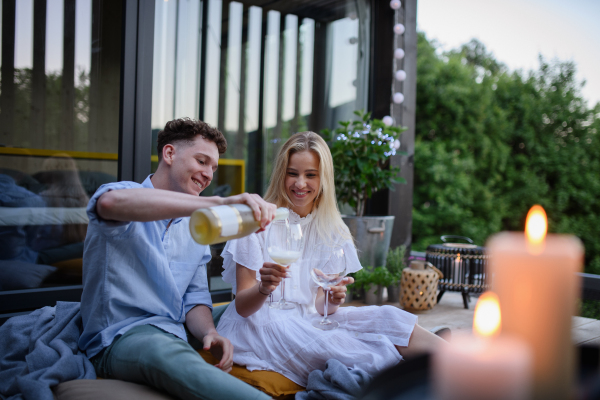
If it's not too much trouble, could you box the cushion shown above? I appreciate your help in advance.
[37,242,85,266]
[198,350,304,400]
[53,379,175,400]
[0,260,57,290]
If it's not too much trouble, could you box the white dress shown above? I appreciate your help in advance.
[217,211,418,387]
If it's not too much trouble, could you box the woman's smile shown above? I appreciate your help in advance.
[285,151,321,217]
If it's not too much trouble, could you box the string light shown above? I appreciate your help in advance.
[393,23,405,35]
[390,2,403,131]
[390,0,401,10]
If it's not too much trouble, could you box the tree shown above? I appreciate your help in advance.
[413,33,600,275]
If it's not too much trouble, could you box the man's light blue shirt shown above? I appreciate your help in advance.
[79,175,212,358]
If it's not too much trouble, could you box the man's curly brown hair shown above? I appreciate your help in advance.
[157,118,227,160]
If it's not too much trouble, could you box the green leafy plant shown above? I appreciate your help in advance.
[385,246,407,284]
[370,266,395,288]
[351,269,373,292]
[322,110,407,217]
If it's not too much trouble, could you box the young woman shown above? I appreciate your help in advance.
[216,132,445,387]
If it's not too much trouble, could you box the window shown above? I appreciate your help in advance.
[149,0,370,295]
[0,0,122,313]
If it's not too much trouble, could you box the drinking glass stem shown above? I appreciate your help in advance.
[322,288,330,324]
[280,271,287,305]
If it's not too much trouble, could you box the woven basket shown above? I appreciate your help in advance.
[400,261,443,311]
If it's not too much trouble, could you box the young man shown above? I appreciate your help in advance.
[78,118,274,400]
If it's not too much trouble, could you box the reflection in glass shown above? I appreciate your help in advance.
[0,0,121,293]
[204,0,222,127]
[298,18,314,131]
[244,6,262,133]
[151,0,177,130]
[224,1,242,137]
[263,10,280,182]
[282,14,297,124]
[174,0,202,121]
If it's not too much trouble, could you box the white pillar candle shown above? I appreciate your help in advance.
[434,292,532,400]
[434,335,531,400]
[487,206,584,400]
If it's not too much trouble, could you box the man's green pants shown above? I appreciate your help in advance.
[90,305,270,400]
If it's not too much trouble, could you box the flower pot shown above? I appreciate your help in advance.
[342,216,395,270]
[365,285,385,305]
[345,288,354,304]
[387,284,400,303]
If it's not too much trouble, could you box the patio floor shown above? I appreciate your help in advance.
[344,291,600,345]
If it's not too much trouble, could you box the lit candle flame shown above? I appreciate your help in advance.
[473,291,501,338]
[525,205,547,254]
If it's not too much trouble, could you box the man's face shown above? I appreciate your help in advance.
[166,136,219,196]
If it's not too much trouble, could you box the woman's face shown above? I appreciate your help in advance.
[285,150,321,217]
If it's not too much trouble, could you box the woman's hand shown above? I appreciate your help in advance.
[259,262,290,294]
[327,276,355,306]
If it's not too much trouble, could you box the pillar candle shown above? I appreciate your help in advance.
[487,207,584,400]
[434,291,532,400]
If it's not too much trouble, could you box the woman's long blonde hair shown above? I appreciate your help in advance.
[264,132,352,243]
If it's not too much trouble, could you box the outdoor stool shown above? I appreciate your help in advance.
[425,236,489,309]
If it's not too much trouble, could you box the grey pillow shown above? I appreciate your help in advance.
[0,260,57,291]
[53,379,176,400]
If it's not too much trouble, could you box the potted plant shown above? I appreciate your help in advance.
[363,266,394,305]
[385,246,406,303]
[322,110,406,269]
[349,269,372,304]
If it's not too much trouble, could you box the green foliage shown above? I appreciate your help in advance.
[413,33,600,274]
[385,246,406,284]
[350,266,394,292]
[350,268,373,291]
[580,300,600,320]
[370,266,394,287]
[322,110,407,216]
[11,68,91,150]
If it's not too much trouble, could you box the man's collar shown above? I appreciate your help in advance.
[142,174,155,189]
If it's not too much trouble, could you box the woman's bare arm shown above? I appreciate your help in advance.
[234,262,288,318]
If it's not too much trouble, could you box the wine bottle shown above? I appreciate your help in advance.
[189,205,289,245]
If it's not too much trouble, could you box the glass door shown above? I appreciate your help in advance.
[0,0,122,314]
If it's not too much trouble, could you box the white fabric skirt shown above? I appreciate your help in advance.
[216,301,418,387]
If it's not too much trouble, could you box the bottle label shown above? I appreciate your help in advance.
[211,205,240,237]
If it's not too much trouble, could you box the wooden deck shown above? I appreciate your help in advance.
[344,291,600,345]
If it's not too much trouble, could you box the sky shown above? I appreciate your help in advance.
[417,0,600,107]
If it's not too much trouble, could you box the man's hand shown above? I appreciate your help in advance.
[202,331,234,373]
[327,276,355,306]
[259,262,290,294]
[224,193,277,231]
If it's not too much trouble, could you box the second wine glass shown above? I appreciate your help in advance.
[310,244,347,330]
[266,220,304,310]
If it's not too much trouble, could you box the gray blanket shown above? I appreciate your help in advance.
[0,301,96,400]
[296,359,372,400]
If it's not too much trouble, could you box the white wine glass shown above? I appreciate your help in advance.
[266,220,304,310]
[310,244,347,330]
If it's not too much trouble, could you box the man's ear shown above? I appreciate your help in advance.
[162,144,176,165]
